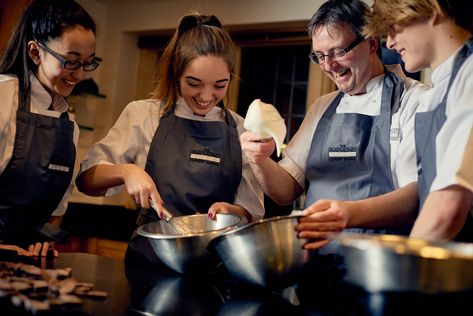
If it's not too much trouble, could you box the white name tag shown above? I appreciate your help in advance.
[48,164,70,172]
[390,128,400,141]
[190,153,221,164]
[328,145,358,161]
[328,151,357,158]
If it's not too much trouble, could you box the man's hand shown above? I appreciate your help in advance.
[296,199,352,249]
[240,131,276,164]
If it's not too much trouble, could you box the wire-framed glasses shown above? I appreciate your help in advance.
[309,36,365,65]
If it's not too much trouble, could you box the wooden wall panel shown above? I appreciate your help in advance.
[0,0,32,55]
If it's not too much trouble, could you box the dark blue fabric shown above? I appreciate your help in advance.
[139,105,242,223]
[0,100,75,244]
[415,38,473,242]
[304,70,408,234]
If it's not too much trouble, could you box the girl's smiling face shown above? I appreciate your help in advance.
[31,26,96,97]
[179,55,230,116]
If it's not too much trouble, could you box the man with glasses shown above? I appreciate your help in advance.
[240,0,428,250]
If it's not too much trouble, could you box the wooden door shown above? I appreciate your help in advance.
[0,0,32,55]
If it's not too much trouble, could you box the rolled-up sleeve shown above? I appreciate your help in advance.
[78,100,160,196]
[232,113,265,220]
[279,92,337,190]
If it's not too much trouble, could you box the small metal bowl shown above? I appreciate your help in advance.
[208,215,315,289]
[337,233,473,293]
[137,213,246,274]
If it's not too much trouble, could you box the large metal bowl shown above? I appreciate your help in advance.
[336,233,473,293]
[137,213,246,274]
[208,215,315,289]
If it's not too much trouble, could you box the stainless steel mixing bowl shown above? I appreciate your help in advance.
[336,233,473,293]
[208,215,315,289]
[137,213,246,274]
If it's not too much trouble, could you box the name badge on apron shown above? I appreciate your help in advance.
[390,128,400,141]
[328,145,357,161]
[48,164,70,172]
[190,149,222,165]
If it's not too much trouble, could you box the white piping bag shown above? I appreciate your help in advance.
[243,99,287,157]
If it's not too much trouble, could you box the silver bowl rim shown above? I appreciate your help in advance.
[136,213,246,240]
[337,232,473,260]
[208,213,302,246]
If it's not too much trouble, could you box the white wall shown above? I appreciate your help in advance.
[74,0,325,205]
[77,0,325,128]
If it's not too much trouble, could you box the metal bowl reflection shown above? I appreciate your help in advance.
[337,233,473,293]
[128,275,224,315]
[209,215,315,289]
[137,213,246,274]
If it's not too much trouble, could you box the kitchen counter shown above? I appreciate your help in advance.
[1,251,471,315]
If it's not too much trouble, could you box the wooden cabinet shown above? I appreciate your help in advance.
[57,202,137,260]
[56,236,128,260]
[0,0,32,54]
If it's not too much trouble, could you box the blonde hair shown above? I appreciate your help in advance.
[364,0,441,36]
[150,13,236,114]
[364,0,473,37]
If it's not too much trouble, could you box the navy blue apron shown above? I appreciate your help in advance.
[128,104,242,265]
[0,85,75,245]
[415,39,473,242]
[138,104,242,223]
[305,70,408,234]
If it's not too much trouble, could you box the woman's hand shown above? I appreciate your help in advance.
[0,241,58,257]
[0,244,31,256]
[122,164,163,209]
[295,199,352,250]
[27,241,59,257]
[208,202,252,222]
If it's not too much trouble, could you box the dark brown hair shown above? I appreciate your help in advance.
[150,13,236,114]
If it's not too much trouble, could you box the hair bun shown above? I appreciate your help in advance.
[177,14,223,35]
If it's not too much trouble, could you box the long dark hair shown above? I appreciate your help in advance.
[151,13,236,114]
[0,0,96,110]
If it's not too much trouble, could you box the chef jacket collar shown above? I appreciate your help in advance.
[430,47,459,88]
[360,64,405,95]
[30,73,68,114]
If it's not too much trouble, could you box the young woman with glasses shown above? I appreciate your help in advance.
[0,0,98,256]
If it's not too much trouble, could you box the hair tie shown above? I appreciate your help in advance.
[177,14,222,36]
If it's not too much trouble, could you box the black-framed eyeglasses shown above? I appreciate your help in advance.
[309,36,365,65]
[36,41,99,71]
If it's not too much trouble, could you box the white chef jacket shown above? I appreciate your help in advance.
[79,97,265,220]
[0,74,79,216]
[280,65,428,190]
[418,49,473,196]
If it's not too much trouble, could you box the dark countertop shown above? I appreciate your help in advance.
[1,251,472,315]
[61,203,137,241]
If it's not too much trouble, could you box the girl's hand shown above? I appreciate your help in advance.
[28,241,59,257]
[207,202,252,222]
[122,164,163,209]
